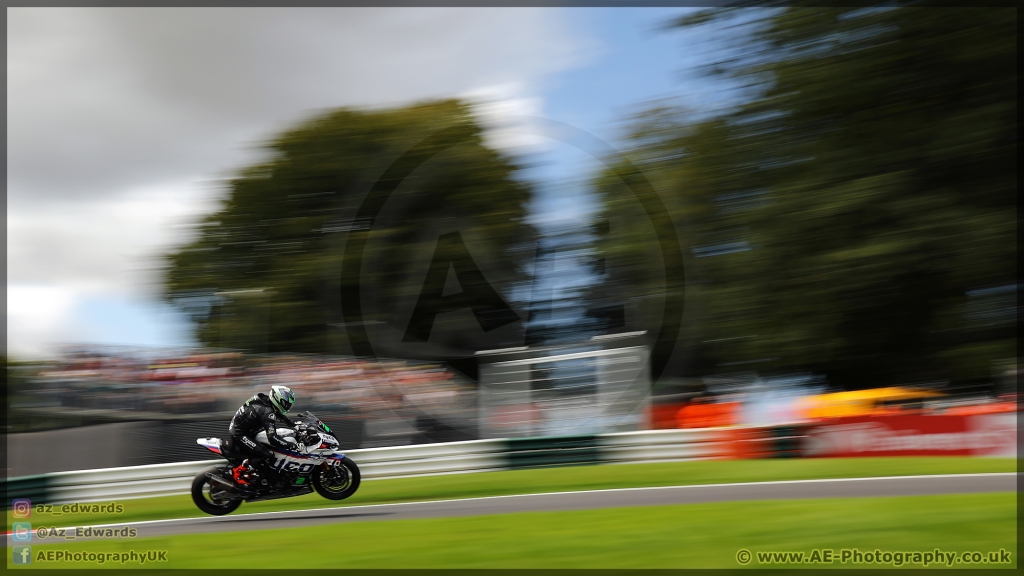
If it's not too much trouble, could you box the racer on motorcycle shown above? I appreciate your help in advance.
[225,385,298,487]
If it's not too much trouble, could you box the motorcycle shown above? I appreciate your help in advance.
[192,410,360,515]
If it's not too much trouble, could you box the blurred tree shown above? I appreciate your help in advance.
[164,100,535,355]
[594,7,1016,389]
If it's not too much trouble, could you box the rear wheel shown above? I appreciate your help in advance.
[312,457,361,500]
[191,465,243,515]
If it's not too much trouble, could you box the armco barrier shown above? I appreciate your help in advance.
[346,438,507,478]
[4,428,739,506]
[505,435,603,469]
[599,428,733,462]
[47,460,220,503]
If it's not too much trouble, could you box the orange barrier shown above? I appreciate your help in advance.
[721,427,769,459]
[649,403,686,429]
[648,400,742,429]
[677,401,740,428]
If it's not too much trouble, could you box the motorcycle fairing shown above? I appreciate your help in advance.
[197,437,223,454]
[198,428,345,463]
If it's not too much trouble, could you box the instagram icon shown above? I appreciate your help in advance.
[12,499,32,518]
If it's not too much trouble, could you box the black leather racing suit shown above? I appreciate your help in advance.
[225,393,297,472]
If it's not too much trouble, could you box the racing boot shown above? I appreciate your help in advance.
[230,459,259,487]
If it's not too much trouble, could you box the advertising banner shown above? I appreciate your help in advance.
[803,413,1016,457]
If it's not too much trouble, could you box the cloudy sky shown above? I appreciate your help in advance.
[7,7,729,359]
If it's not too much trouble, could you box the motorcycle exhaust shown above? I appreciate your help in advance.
[205,472,247,499]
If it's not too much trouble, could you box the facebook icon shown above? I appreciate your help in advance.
[13,546,32,565]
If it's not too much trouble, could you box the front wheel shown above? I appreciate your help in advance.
[191,465,243,516]
[312,457,361,501]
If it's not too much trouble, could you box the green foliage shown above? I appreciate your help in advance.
[595,7,1016,387]
[164,100,535,354]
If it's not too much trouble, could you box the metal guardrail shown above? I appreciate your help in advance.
[4,428,733,505]
[599,428,734,462]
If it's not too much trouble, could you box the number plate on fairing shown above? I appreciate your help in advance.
[267,451,322,475]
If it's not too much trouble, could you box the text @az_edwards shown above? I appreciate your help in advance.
[35,525,138,540]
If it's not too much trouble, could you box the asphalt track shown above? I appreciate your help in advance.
[13,473,1016,543]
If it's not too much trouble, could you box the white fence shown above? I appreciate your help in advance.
[599,428,733,463]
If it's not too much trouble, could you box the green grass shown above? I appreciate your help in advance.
[10,493,1016,568]
[7,457,1014,528]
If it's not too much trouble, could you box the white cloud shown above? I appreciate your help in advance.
[6,7,592,358]
[7,8,587,207]
[6,182,219,358]
[6,285,79,358]
[465,83,551,152]
[7,181,221,297]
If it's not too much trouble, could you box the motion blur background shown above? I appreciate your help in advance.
[5,7,1017,476]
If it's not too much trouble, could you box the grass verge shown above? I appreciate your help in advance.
[10,492,1016,568]
[7,456,1015,528]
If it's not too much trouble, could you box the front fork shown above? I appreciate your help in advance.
[321,460,348,482]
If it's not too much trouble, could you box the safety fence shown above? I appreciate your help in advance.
[5,427,743,505]
[6,414,1013,506]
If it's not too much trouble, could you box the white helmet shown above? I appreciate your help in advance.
[269,385,295,414]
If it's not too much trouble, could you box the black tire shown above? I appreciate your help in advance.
[191,465,243,516]
[312,457,361,501]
